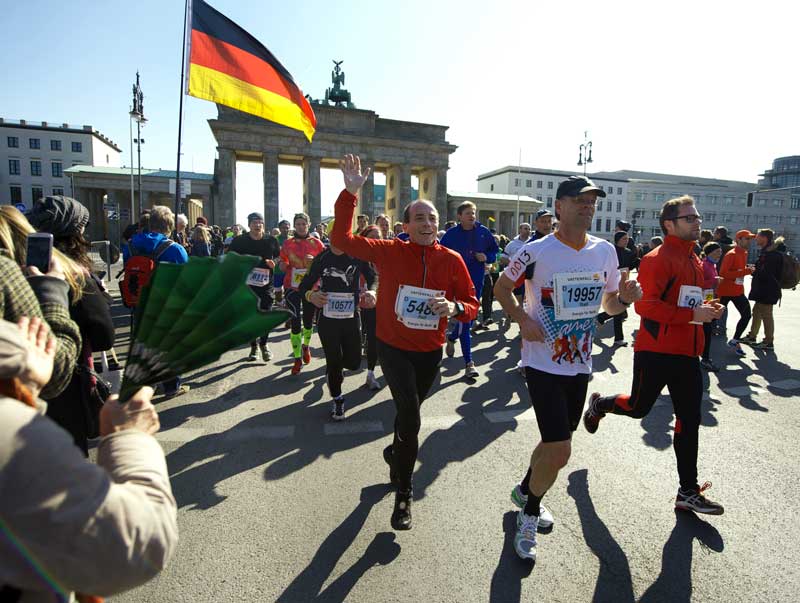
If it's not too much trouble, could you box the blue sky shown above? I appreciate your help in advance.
[3,0,798,224]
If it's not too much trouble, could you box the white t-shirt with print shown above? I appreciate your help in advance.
[503,233,620,376]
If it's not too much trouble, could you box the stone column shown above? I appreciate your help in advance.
[359,159,375,219]
[386,164,411,223]
[214,148,236,227]
[303,157,322,226]
[263,152,279,227]
[421,167,448,227]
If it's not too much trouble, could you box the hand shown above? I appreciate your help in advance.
[304,254,315,267]
[309,290,328,309]
[618,279,643,306]
[99,387,159,437]
[263,259,276,270]
[474,252,487,263]
[359,290,377,309]
[16,316,56,397]
[518,315,546,342]
[339,154,371,195]
[25,255,66,281]
[427,296,454,318]
[692,302,723,323]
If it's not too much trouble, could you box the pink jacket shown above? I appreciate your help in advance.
[702,257,718,290]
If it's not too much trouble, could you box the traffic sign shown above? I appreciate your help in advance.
[14,203,26,212]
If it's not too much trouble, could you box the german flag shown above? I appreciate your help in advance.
[187,0,316,141]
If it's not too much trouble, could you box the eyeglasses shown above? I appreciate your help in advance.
[671,214,703,224]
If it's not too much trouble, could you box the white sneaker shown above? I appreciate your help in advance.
[509,484,555,529]
[465,362,479,379]
[514,511,539,561]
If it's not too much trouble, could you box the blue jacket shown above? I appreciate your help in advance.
[125,232,189,265]
[440,222,498,286]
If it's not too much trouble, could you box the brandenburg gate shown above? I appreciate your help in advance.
[209,63,457,227]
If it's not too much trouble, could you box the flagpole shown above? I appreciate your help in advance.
[174,0,191,218]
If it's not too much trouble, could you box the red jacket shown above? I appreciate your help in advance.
[717,246,753,298]
[634,235,705,357]
[330,190,479,352]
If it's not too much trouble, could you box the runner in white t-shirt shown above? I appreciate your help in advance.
[494,175,642,562]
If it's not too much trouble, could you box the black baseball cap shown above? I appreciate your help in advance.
[535,209,553,219]
[247,212,264,224]
[616,220,632,232]
[556,175,606,199]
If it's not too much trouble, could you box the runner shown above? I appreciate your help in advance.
[700,242,723,371]
[330,154,479,530]
[299,226,376,420]
[494,175,641,561]
[280,213,326,374]
[498,222,531,330]
[718,229,755,357]
[273,219,291,304]
[228,212,281,361]
[440,201,499,378]
[583,195,725,519]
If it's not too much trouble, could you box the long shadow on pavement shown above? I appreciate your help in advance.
[489,511,534,602]
[276,484,399,603]
[639,510,724,603]
[567,469,635,603]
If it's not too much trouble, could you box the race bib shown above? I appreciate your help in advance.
[703,289,715,302]
[677,285,704,309]
[246,267,270,287]
[323,292,355,319]
[394,285,444,330]
[552,272,605,321]
[735,277,744,285]
[291,268,307,287]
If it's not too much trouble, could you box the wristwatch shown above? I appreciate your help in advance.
[453,301,465,316]
[618,294,631,307]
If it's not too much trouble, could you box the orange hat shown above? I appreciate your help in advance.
[736,229,756,239]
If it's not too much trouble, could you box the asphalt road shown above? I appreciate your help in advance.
[108,285,800,603]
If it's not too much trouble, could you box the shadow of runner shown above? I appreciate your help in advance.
[277,484,398,603]
[489,511,534,602]
[639,510,724,603]
[567,469,634,603]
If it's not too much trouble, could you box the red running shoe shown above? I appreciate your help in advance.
[291,358,302,375]
[302,344,311,364]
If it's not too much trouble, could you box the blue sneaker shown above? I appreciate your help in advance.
[727,339,746,357]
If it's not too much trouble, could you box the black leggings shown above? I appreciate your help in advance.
[702,322,713,361]
[720,295,751,340]
[596,351,702,490]
[285,289,315,334]
[361,307,377,370]
[318,316,362,398]
[481,273,498,321]
[250,287,273,347]
[378,340,442,490]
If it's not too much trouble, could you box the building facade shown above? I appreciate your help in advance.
[0,118,121,209]
[477,166,628,239]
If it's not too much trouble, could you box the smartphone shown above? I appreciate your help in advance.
[26,233,53,273]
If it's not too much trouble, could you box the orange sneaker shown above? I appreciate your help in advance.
[302,344,311,364]
[291,358,302,374]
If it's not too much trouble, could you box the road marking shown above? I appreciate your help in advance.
[722,386,766,398]
[224,425,295,440]
[769,379,800,390]
[324,420,384,435]
[484,408,536,423]
[421,414,468,430]
[155,427,205,443]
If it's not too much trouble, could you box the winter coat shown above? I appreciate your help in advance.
[748,245,783,305]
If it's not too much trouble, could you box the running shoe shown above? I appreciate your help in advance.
[739,335,757,345]
[247,344,258,361]
[675,481,724,515]
[583,392,605,434]
[331,398,346,421]
[465,362,479,379]
[484,318,495,326]
[365,372,381,390]
[164,385,190,399]
[391,489,413,530]
[445,338,455,358]
[510,485,555,529]
[514,511,539,561]
[291,358,302,375]
[752,340,774,350]
[260,344,273,362]
[302,344,311,364]
[700,359,720,372]
[383,444,399,486]
[613,339,628,347]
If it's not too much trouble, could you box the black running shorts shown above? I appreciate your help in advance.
[524,367,589,442]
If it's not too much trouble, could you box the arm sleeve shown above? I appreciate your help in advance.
[71,277,115,352]
[330,189,391,265]
[450,254,480,323]
[633,255,694,324]
[502,242,537,287]
[297,253,324,297]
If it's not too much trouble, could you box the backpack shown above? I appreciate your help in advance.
[120,240,174,307]
[778,253,800,289]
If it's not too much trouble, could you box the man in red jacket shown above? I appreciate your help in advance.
[717,230,756,357]
[584,195,726,515]
[330,154,479,531]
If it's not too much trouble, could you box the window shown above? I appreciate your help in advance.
[635,192,645,202]
[606,201,612,212]
[537,180,543,188]
[30,160,42,176]
[547,181,553,189]
[792,217,799,225]
[757,199,766,206]
[776,216,783,224]
[605,219,612,232]
[31,186,43,203]
[29,138,40,149]
[7,136,19,148]
[652,210,660,219]
[51,139,62,151]
[709,195,718,205]
[546,196,553,208]
[791,197,800,210]
[8,159,20,175]
[525,179,532,188]
[596,219,602,232]
[51,161,62,178]
[616,202,622,213]
[52,186,64,196]
[617,187,622,195]
[9,185,22,203]
[773,199,783,207]
[71,141,82,153]
[760,215,768,224]
[724,196,733,205]
[490,184,494,191]
[706,212,716,222]
[514,178,520,186]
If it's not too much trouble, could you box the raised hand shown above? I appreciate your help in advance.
[619,270,643,304]
[339,154,371,195]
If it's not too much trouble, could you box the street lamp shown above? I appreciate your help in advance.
[577,131,593,177]
[129,72,147,218]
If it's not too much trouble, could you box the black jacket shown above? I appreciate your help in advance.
[748,246,783,304]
